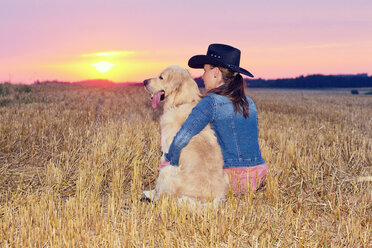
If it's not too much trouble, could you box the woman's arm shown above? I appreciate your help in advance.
[164,95,215,166]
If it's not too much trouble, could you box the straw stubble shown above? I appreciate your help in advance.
[0,83,371,247]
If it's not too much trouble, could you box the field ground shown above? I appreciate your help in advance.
[0,83,371,247]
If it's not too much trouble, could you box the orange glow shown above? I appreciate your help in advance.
[35,52,180,83]
[3,42,371,84]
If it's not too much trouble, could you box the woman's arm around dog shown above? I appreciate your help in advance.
[165,95,215,165]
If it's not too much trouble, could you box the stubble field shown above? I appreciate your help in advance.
[0,83,371,247]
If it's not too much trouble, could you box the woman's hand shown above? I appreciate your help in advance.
[158,160,171,170]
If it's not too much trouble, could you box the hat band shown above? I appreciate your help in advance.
[209,54,239,70]
[226,64,238,70]
[210,53,221,59]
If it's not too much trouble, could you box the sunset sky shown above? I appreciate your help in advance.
[1,0,371,84]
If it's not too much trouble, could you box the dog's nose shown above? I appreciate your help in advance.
[143,79,149,86]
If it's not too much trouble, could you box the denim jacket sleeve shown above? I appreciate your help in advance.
[164,95,215,166]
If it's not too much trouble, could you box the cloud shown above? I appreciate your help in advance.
[81,51,136,57]
[302,43,352,49]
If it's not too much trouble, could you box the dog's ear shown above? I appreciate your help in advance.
[171,74,201,107]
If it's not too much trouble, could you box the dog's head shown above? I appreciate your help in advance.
[144,65,200,109]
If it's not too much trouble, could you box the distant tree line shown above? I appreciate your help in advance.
[195,74,372,88]
[33,80,70,85]
[29,73,372,89]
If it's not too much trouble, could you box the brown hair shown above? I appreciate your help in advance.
[207,65,249,118]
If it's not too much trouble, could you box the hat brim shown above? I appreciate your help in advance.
[188,55,254,78]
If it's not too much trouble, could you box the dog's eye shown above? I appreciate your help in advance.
[159,76,163,80]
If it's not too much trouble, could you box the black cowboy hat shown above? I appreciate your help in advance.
[188,43,254,77]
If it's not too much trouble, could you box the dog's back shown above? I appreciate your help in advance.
[158,103,227,202]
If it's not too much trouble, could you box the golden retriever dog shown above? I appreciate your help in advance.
[143,65,228,205]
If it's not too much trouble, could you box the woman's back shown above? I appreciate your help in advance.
[200,93,265,168]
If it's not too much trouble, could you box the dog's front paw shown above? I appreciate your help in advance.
[140,190,156,202]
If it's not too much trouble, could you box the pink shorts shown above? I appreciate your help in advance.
[159,161,267,193]
[224,163,268,193]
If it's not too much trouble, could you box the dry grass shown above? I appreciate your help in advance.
[0,83,371,247]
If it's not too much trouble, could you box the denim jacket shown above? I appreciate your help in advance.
[164,92,265,168]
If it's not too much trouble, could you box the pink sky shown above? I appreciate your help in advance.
[1,0,371,83]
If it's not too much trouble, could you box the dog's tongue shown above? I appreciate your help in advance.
[152,91,164,109]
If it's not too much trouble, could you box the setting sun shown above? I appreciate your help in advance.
[92,61,115,73]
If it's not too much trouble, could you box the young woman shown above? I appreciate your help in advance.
[163,43,267,193]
